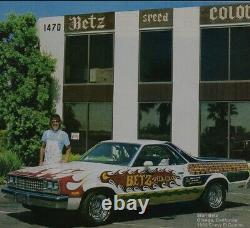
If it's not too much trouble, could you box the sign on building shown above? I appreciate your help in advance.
[201,3,250,25]
[139,9,173,28]
[65,12,115,33]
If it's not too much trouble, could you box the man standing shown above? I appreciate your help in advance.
[39,114,71,165]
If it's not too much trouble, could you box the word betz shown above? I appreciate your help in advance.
[68,15,105,31]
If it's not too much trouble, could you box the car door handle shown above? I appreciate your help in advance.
[178,172,184,175]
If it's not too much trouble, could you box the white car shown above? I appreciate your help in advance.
[2,140,250,226]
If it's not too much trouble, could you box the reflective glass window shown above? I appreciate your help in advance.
[88,103,113,149]
[65,36,88,83]
[200,102,250,161]
[138,103,171,141]
[231,27,250,80]
[63,102,113,153]
[90,34,113,83]
[201,28,228,81]
[63,103,88,154]
[65,34,113,83]
[200,102,228,158]
[140,31,172,82]
[230,103,250,160]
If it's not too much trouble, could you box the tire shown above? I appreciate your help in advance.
[79,190,113,226]
[202,182,226,212]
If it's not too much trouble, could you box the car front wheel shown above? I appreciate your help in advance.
[79,190,113,226]
[202,182,226,212]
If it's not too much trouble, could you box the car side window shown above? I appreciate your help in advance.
[133,144,186,167]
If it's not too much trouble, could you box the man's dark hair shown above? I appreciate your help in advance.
[50,114,61,123]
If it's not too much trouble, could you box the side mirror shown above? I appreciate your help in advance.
[143,161,153,167]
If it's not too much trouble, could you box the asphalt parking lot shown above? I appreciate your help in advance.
[0,186,249,228]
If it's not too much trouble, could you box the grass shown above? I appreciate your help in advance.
[0,150,23,184]
[0,176,6,185]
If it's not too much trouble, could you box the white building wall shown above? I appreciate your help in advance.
[37,17,64,118]
[172,7,200,156]
[113,11,139,140]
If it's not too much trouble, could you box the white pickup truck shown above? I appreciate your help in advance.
[2,140,249,226]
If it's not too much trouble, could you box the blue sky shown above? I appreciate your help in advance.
[0,1,243,20]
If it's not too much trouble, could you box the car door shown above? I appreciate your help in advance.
[128,144,188,204]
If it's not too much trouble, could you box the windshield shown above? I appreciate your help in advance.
[81,142,141,166]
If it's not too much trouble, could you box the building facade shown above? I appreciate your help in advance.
[37,3,250,161]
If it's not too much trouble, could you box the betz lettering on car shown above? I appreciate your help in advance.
[100,168,181,191]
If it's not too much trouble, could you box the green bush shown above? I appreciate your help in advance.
[0,176,5,184]
[0,130,7,151]
[63,153,81,162]
[0,13,56,165]
[0,150,23,177]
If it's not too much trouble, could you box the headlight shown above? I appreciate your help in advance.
[53,182,59,190]
[47,181,53,189]
[44,180,59,192]
[9,176,14,183]
[8,176,16,185]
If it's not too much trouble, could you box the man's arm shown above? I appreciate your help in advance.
[63,145,71,162]
[39,142,46,165]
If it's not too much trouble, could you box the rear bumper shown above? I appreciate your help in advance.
[1,186,81,210]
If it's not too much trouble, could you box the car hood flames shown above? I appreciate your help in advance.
[9,161,123,181]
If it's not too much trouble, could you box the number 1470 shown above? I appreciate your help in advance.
[43,23,61,31]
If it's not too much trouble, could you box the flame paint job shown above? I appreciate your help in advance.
[100,168,181,192]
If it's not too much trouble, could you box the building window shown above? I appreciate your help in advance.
[63,102,112,153]
[201,26,250,81]
[140,30,172,82]
[65,34,113,84]
[200,102,228,158]
[200,102,250,161]
[88,103,113,149]
[138,102,171,141]
[231,27,250,80]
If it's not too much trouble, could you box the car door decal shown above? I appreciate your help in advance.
[188,162,248,175]
[100,168,181,192]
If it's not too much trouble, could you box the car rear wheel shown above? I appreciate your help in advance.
[202,182,226,212]
[79,190,113,226]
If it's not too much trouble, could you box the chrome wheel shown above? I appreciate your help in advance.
[88,193,111,223]
[207,184,223,209]
[202,182,226,212]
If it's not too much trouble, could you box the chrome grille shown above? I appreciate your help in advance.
[15,177,44,192]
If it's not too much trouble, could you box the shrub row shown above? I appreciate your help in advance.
[0,150,23,177]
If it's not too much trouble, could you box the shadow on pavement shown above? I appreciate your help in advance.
[7,200,248,227]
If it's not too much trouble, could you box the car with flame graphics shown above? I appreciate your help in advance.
[1,140,250,226]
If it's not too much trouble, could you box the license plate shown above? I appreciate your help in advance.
[16,193,27,204]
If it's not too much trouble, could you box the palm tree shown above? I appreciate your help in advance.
[207,103,238,128]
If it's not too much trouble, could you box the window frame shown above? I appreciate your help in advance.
[64,32,114,85]
[139,29,173,83]
[200,24,250,82]
[199,101,250,161]
[63,101,113,152]
[138,101,172,142]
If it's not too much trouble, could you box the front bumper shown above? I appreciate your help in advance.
[1,186,81,210]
